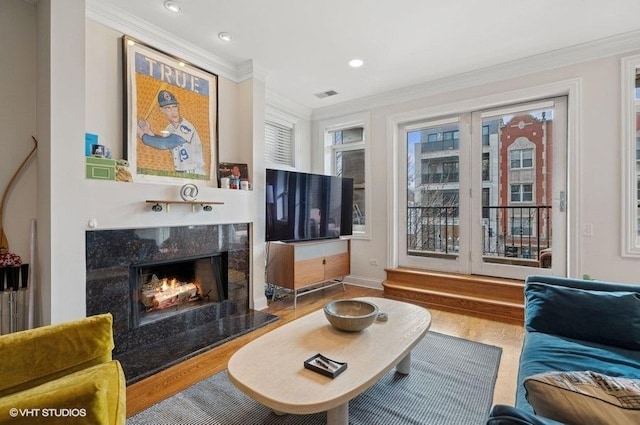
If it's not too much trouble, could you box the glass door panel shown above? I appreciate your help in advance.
[397,98,567,280]
[471,97,567,279]
[400,117,470,273]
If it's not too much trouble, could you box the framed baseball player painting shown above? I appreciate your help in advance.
[123,36,218,185]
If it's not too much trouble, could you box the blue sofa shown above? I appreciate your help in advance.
[487,275,640,424]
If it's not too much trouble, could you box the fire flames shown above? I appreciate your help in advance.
[160,278,176,292]
[141,275,201,311]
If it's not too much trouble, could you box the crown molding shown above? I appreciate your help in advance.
[266,89,312,121]
[86,1,640,120]
[85,0,239,82]
[236,60,270,83]
[311,29,640,121]
[86,0,307,118]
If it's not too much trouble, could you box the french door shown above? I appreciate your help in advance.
[398,97,567,280]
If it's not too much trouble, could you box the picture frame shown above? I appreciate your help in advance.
[122,36,219,185]
[218,162,249,183]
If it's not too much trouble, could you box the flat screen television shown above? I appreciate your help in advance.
[265,168,353,242]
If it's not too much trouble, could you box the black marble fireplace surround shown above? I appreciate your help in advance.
[86,224,278,384]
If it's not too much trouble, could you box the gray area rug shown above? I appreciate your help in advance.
[128,332,502,425]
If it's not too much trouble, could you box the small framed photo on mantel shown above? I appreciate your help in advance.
[218,162,249,188]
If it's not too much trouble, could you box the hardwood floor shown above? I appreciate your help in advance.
[126,284,524,417]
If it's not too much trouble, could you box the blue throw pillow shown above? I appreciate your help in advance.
[525,282,640,350]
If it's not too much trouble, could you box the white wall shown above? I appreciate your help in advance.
[1,1,269,325]
[265,90,313,172]
[314,51,640,286]
[46,0,87,325]
[0,0,37,262]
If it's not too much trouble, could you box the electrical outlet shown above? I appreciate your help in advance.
[369,258,379,266]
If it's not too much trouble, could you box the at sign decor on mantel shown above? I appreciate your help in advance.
[146,184,223,213]
[122,36,219,187]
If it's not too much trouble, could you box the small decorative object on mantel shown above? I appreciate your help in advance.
[91,143,107,157]
[180,183,199,201]
[85,133,98,156]
[115,160,133,182]
[86,157,116,180]
[218,162,248,189]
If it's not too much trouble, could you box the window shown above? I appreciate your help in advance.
[421,129,460,152]
[622,54,640,256]
[482,188,490,219]
[443,130,459,141]
[427,161,438,175]
[442,161,459,183]
[510,149,533,169]
[265,120,294,167]
[328,126,367,234]
[322,113,370,237]
[510,218,533,237]
[336,127,363,144]
[441,189,459,207]
[482,152,490,181]
[510,184,533,203]
[482,125,490,145]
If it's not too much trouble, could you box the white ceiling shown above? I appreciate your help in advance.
[96,0,640,111]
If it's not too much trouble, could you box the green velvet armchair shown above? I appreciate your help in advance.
[0,313,126,424]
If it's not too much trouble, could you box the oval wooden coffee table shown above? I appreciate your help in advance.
[228,297,431,425]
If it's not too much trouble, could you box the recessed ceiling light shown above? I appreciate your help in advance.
[349,58,364,68]
[218,32,233,42]
[164,1,182,13]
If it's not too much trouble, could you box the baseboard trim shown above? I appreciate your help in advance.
[343,275,383,289]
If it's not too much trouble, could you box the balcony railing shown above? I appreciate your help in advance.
[421,139,459,153]
[421,172,460,184]
[407,205,552,266]
[407,206,460,254]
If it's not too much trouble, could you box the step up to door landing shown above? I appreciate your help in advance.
[382,268,524,324]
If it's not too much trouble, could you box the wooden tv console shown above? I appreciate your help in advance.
[266,238,350,308]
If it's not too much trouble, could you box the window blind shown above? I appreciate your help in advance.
[265,120,294,167]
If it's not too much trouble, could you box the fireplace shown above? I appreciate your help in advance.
[85,224,278,384]
[130,253,228,329]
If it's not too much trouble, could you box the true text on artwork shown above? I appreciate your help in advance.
[135,52,210,96]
